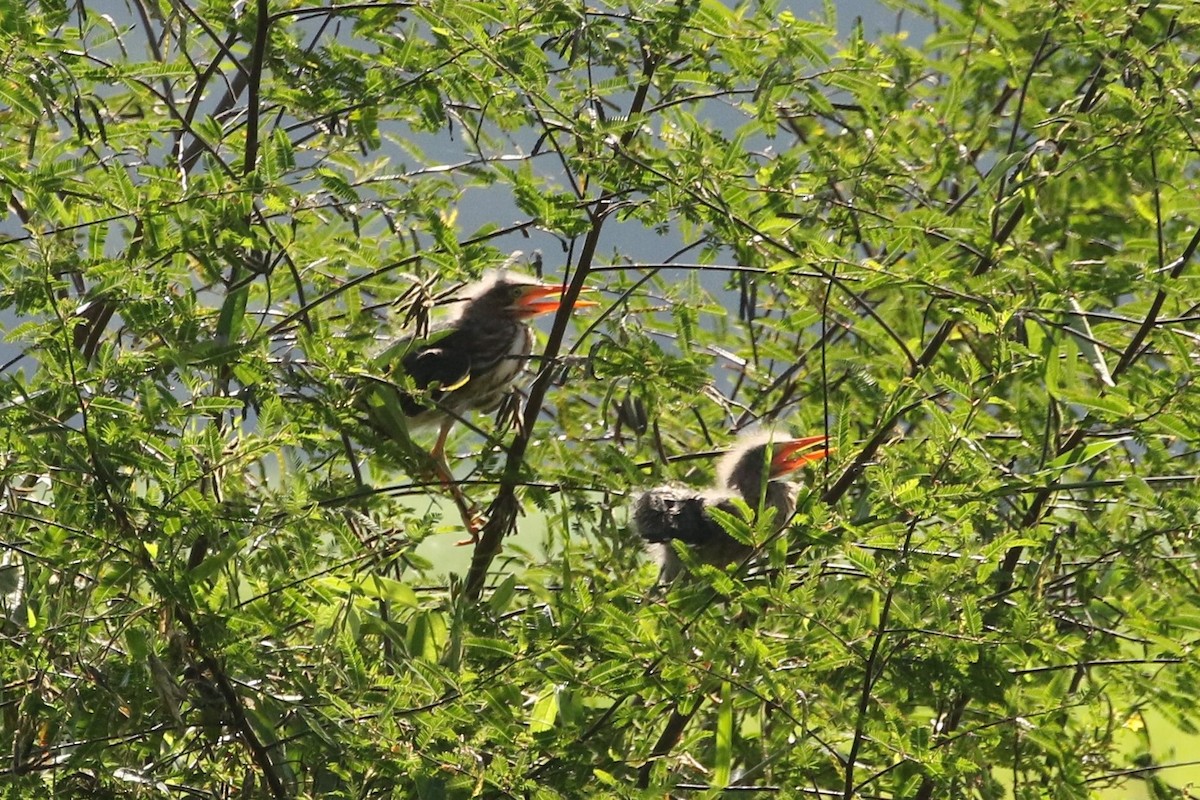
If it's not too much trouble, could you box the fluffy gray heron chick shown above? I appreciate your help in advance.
[363,269,596,541]
[633,433,829,580]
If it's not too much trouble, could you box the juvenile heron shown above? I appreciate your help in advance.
[632,432,829,580]
[361,269,596,541]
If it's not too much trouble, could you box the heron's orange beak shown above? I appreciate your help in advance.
[515,285,599,318]
[769,435,831,477]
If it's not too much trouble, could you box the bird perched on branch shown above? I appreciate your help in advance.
[632,432,830,581]
[359,267,597,541]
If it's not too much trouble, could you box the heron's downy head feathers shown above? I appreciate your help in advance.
[451,256,597,323]
[449,264,543,323]
[717,430,828,508]
[715,430,779,496]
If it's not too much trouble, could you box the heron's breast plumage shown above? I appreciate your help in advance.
[383,313,532,427]
[452,318,531,413]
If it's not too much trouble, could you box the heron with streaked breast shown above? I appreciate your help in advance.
[359,268,597,542]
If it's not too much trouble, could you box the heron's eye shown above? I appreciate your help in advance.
[509,285,526,301]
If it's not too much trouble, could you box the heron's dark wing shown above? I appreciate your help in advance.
[397,318,526,413]
[632,488,729,546]
[396,330,475,414]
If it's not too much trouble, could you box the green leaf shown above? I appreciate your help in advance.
[1056,389,1132,417]
[1046,437,1129,470]
[1153,413,1195,441]
[714,680,733,787]
[215,281,248,345]
[529,685,559,733]
[488,574,518,614]
[359,575,419,607]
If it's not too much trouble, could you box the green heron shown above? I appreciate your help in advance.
[361,269,597,541]
[632,432,829,580]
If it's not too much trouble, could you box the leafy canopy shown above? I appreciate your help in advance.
[1,0,1199,797]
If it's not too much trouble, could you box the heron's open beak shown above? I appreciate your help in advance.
[515,285,599,318]
[769,435,831,477]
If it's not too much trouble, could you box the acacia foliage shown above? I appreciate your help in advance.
[1,0,1199,797]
